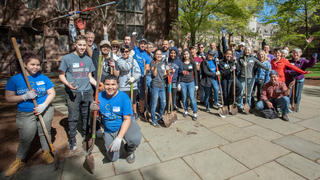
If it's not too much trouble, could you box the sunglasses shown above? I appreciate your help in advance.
[112,46,119,48]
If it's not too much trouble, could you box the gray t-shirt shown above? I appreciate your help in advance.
[59,53,95,92]
[151,61,166,88]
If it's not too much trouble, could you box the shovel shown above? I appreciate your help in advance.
[163,73,177,127]
[290,79,296,111]
[143,60,151,121]
[229,61,238,115]
[243,56,250,114]
[11,37,60,168]
[84,53,105,174]
[216,59,228,118]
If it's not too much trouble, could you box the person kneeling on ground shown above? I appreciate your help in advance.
[90,75,142,163]
[255,70,294,121]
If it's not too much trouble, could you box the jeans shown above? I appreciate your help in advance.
[290,78,304,108]
[239,77,255,108]
[180,82,197,113]
[65,89,93,145]
[16,106,54,159]
[221,79,242,106]
[204,78,219,109]
[255,96,290,115]
[103,119,141,162]
[151,86,166,123]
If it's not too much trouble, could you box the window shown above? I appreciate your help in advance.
[27,0,38,9]
[116,0,144,40]
[58,0,69,11]
[0,0,5,6]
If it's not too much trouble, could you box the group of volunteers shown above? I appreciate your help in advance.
[4,17,317,177]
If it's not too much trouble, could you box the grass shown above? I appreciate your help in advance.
[305,62,320,78]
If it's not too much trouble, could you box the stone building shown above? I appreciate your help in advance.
[0,0,178,74]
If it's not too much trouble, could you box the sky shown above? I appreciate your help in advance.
[257,2,277,23]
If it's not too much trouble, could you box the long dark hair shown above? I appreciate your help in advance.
[182,49,195,63]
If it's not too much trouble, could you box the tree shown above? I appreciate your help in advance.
[176,0,264,45]
[263,0,320,50]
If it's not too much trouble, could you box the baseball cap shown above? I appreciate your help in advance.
[100,40,111,47]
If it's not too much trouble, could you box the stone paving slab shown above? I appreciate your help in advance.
[229,161,305,180]
[210,124,254,142]
[299,117,320,132]
[295,129,320,145]
[276,153,320,180]
[139,120,228,161]
[113,142,160,174]
[273,135,320,161]
[102,171,143,180]
[221,136,289,169]
[183,148,248,180]
[6,162,64,180]
[224,116,253,128]
[239,114,305,135]
[140,158,201,180]
[197,115,229,128]
[61,153,114,180]
[243,125,283,141]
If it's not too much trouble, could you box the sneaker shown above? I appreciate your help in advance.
[183,111,188,117]
[69,143,77,151]
[151,121,161,128]
[215,103,223,108]
[192,113,197,121]
[126,153,135,164]
[206,108,210,113]
[41,150,54,164]
[135,113,139,120]
[282,114,289,121]
[5,158,25,176]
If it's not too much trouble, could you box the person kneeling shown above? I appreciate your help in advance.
[255,70,294,121]
[90,75,142,163]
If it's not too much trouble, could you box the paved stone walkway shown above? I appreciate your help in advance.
[2,84,320,180]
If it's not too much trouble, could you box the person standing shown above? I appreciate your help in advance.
[59,35,97,150]
[150,50,167,127]
[201,50,222,112]
[5,52,56,176]
[178,50,198,120]
[90,75,142,163]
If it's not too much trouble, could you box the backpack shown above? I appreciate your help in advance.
[260,108,278,119]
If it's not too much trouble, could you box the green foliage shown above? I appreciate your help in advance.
[175,0,263,45]
[263,0,320,49]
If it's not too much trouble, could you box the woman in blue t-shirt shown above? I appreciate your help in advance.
[4,52,56,177]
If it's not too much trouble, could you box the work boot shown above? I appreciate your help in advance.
[282,114,289,121]
[41,150,54,164]
[5,158,25,176]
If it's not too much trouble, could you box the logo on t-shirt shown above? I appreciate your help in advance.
[113,106,120,112]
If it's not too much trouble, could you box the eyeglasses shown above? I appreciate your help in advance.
[112,46,119,48]
[200,47,204,49]
[123,50,130,53]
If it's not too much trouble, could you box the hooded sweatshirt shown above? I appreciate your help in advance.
[167,47,183,83]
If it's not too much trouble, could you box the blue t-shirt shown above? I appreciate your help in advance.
[133,46,151,76]
[207,60,217,79]
[98,91,133,133]
[5,73,54,112]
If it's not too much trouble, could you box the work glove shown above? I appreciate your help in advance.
[109,137,122,152]
[22,90,37,101]
[195,86,198,91]
[76,18,86,31]
[132,32,137,37]
[313,53,318,60]
[128,76,135,83]
[221,27,227,37]
[177,84,181,91]
[215,71,221,76]
[34,102,48,115]
[90,101,100,111]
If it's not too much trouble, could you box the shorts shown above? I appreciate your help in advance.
[123,89,138,104]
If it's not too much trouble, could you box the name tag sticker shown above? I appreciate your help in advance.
[188,65,193,70]
[276,89,281,93]
[113,106,120,112]
[161,64,165,70]
[36,81,45,86]
[73,63,80,68]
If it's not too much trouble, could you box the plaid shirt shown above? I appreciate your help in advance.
[261,81,289,101]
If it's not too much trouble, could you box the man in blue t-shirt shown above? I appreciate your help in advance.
[90,75,142,163]
[133,38,151,119]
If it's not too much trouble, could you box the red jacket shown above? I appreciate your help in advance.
[271,58,307,82]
